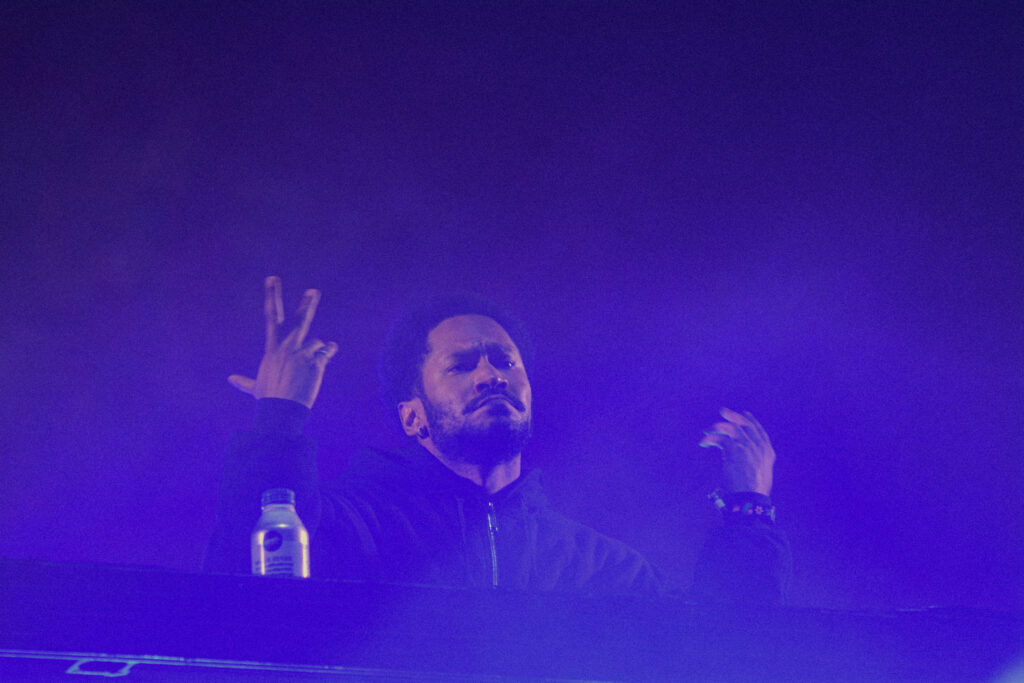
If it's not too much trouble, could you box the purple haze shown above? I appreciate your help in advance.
[0,2,1021,612]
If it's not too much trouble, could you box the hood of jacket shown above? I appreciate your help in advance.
[341,442,549,513]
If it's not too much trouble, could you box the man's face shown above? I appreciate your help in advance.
[417,314,532,465]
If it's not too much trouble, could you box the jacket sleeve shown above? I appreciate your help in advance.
[203,398,322,574]
[688,493,792,604]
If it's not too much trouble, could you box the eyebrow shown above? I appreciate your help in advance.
[444,343,516,360]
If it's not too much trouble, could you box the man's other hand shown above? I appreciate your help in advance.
[699,407,775,496]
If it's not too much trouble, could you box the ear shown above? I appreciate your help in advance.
[397,397,426,438]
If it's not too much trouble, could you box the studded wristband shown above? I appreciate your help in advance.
[708,488,776,523]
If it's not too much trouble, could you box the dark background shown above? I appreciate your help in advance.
[1,1,1021,612]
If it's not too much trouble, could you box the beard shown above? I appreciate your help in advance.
[423,398,533,467]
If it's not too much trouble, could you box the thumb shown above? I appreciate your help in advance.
[228,374,257,395]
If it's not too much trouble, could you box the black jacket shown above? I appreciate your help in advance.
[205,399,791,601]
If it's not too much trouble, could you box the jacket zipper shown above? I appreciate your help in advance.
[486,501,499,587]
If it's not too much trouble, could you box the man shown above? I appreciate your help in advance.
[205,277,790,601]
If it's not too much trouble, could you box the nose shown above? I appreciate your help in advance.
[474,359,509,393]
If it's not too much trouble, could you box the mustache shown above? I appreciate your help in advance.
[464,389,526,414]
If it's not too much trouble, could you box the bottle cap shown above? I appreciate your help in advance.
[261,488,296,507]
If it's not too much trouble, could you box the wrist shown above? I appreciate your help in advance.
[709,488,776,524]
[254,398,311,436]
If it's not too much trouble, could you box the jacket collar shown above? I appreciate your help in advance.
[349,443,548,510]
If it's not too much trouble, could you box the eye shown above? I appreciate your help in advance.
[449,361,475,373]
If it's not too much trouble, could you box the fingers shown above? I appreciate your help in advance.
[698,436,725,450]
[290,289,322,347]
[316,340,339,363]
[262,278,325,352]
[263,276,284,353]
[720,406,767,444]
[700,407,776,495]
[741,410,770,443]
[241,279,334,408]
[699,407,769,450]
[228,374,257,395]
[706,421,739,439]
[302,339,339,364]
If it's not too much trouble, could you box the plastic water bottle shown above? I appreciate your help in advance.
[251,488,310,578]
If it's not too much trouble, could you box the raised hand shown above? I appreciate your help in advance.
[699,407,775,496]
[228,276,339,409]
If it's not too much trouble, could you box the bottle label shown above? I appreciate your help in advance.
[251,507,310,578]
[263,552,299,576]
[263,530,283,552]
[253,535,310,577]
